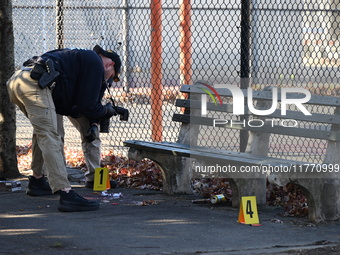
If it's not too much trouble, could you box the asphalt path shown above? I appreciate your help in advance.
[1,177,340,255]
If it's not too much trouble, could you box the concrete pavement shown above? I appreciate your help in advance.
[1,177,340,255]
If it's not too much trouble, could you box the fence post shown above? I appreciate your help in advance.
[56,0,64,49]
[122,0,130,92]
[179,0,193,86]
[240,0,251,152]
[150,0,163,142]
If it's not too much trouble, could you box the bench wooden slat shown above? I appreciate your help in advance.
[124,140,192,157]
[176,99,340,125]
[180,84,340,107]
[172,113,340,141]
[124,140,311,169]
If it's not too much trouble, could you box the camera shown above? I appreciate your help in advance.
[99,104,129,133]
[115,106,129,121]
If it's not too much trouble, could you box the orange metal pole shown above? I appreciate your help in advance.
[179,0,193,86]
[150,0,163,142]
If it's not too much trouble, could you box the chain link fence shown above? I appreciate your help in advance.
[12,0,339,162]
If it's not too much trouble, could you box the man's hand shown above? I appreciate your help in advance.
[84,124,99,143]
[103,103,117,119]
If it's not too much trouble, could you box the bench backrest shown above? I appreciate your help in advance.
[172,84,340,164]
[173,83,340,142]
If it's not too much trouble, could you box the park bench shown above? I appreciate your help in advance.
[124,82,340,222]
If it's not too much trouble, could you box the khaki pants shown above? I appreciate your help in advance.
[7,70,70,193]
[57,115,101,182]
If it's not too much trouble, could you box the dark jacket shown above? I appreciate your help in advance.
[41,48,107,122]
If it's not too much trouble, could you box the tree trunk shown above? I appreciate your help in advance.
[0,0,21,178]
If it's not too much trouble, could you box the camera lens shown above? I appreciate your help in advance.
[116,107,129,121]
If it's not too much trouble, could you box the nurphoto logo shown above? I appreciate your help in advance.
[197,82,223,116]
[197,82,312,128]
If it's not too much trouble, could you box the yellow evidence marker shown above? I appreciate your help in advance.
[238,196,260,225]
[94,167,111,191]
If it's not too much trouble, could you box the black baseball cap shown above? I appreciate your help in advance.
[93,45,121,82]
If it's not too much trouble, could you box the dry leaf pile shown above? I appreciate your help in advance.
[16,144,87,170]
[267,182,308,217]
[101,151,163,190]
[17,144,33,171]
[16,144,308,217]
[64,147,87,168]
